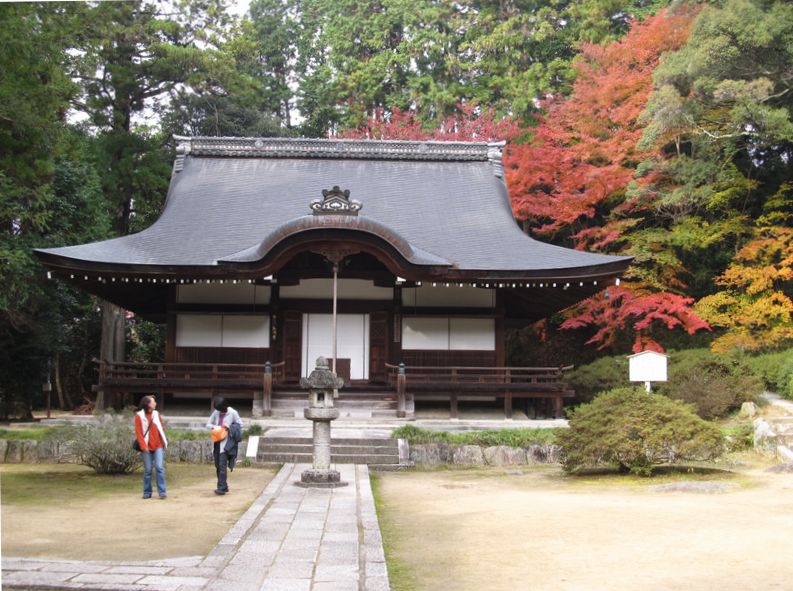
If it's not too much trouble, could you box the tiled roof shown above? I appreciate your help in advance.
[36,137,630,276]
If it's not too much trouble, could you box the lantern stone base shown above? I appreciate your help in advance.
[296,469,349,488]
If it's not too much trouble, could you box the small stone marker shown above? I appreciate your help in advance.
[295,356,348,488]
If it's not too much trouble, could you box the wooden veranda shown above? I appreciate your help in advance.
[95,360,574,419]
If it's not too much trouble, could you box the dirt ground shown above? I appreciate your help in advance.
[375,463,793,591]
[1,463,276,561]
[5,459,793,591]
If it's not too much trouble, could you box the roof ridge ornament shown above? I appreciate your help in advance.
[173,135,192,173]
[487,141,505,178]
[170,136,492,162]
[311,186,362,216]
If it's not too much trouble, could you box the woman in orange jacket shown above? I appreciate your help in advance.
[134,395,168,499]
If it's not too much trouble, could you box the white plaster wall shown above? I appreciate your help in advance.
[176,315,222,347]
[280,279,392,300]
[402,317,449,350]
[176,283,271,305]
[402,317,495,351]
[222,315,271,347]
[449,318,495,350]
[402,285,495,308]
[302,314,370,380]
[176,314,270,348]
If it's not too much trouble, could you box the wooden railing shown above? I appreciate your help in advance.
[95,360,285,416]
[385,363,575,419]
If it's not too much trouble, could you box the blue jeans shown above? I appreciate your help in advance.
[142,447,166,497]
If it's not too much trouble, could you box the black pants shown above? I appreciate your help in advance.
[213,442,229,492]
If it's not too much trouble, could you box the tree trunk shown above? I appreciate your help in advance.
[54,352,65,409]
[97,301,126,410]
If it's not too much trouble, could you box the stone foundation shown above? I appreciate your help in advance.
[0,439,234,464]
[409,443,562,466]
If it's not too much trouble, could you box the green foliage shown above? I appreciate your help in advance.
[745,349,793,400]
[244,424,264,437]
[391,425,558,447]
[58,414,141,474]
[722,424,754,453]
[127,319,165,364]
[558,386,724,475]
[279,0,677,134]
[0,1,110,418]
[656,349,763,419]
[167,429,206,441]
[566,356,630,405]
[0,427,58,441]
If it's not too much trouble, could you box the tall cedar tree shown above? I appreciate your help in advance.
[505,8,710,352]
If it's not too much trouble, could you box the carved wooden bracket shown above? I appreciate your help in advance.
[312,246,361,265]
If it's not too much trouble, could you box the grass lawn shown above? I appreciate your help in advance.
[1,462,277,561]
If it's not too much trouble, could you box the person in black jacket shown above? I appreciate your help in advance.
[206,396,243,495]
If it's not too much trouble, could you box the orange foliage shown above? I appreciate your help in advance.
[505,8,697,243]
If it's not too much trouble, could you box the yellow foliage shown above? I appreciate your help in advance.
[696,225,793,353]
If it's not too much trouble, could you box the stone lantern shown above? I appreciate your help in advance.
[296,357,348,488]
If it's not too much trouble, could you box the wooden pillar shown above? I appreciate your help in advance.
[495,290,506,366]
[396,362,406,418]
[553,395,563,419]
[450,393,459,419]
[504,392,513,419]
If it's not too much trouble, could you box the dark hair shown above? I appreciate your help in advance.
[139,395,154,411]
[213,396,229,412]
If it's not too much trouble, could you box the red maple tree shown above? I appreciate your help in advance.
[504,8,696,246]
[504,8,709,352]
[561,287,711,353]
[338,103,522,143]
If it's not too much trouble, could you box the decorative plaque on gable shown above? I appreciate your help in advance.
[310,186,362,216]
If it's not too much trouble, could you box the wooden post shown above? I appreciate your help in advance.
[553,395,563,419]
[157,364,165,413]
[504,392,513,419]
[450,393,458,419]
[396,362,406,418]
[263,362,273,417]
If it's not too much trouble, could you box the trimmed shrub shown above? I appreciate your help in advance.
[566,356,630,405]
[58,414,141,474]
[746,349,793,400]
[656,349,763,419]
[558,387,723,476]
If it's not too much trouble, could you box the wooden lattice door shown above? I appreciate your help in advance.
[282,310,302,382]
[369,311,388,383]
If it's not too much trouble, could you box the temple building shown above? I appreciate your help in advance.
[35,137,631,419]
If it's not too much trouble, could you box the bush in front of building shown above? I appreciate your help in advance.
[565,355,630,405]
[558,387,724,476]
[392,425,558,447]
[57,414,141,474]
[656,349,763,419]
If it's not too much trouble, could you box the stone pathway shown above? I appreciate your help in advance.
[2,463,390,591]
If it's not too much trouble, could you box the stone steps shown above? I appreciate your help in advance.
[268,392,414,419]
[257,436,403,467]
